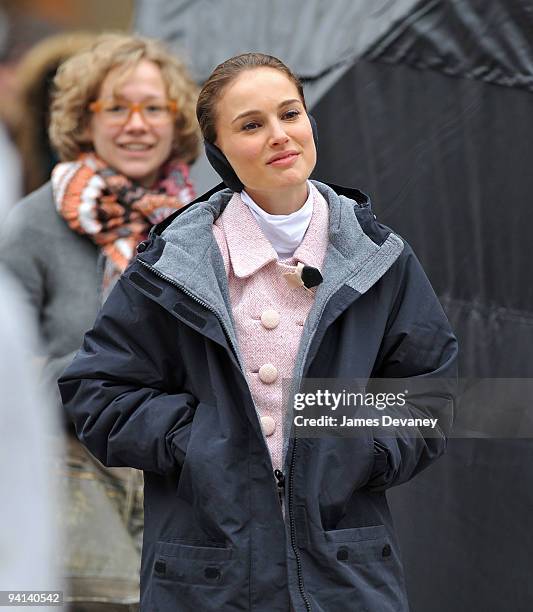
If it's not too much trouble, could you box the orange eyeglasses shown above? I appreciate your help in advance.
[88,99,178,127]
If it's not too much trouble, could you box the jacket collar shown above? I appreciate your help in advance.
[140,180,403,360]
[144,180,404,303]
[220,193,277,278]
[219,184,328,278]
[151,180,371,238]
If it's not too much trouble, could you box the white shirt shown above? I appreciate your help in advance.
[240,181,313,259]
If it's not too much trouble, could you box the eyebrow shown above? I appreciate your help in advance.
[231,98,302,124]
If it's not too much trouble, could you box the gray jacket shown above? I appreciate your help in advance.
[1,182,143,606]
[0,182,100,404]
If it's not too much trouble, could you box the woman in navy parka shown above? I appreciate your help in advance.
[60,53,458,612]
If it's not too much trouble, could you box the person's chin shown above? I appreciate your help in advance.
[274,169,308,187]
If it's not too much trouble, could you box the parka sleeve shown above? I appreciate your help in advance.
[366,244,458,492]
[58,274,197,475]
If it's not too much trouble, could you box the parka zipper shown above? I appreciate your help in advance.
[284,279,355,612]
[274,469,285,507]
[276,463,311,611]
[288,441,312,611]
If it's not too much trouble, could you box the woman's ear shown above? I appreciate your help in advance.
[204,140,244,192]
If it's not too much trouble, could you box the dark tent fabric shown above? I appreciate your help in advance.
[134,0,533,609]
[312,59,533,374]
[312,2,533,610]
[366,0,533,92]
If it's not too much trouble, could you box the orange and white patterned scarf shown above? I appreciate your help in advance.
[52,152,195,301]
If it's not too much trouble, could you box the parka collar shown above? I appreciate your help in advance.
[150,180,371,238]
[145,180,403,303]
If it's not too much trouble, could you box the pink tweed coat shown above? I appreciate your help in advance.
[212,183,329,471]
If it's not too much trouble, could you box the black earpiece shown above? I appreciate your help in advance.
[204,113,319,192]
[204,140,244,192]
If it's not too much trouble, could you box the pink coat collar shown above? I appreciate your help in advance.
[216,185,329,278]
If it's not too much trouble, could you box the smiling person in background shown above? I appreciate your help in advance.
[60,53,457,611]
[50,34,198,301]
[0,33,199,610]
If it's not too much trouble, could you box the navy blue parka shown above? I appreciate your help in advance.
[59,181,457,612]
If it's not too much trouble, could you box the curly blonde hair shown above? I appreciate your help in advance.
[49,33,200,163]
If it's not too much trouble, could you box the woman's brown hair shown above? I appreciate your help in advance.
[196,52,306,144]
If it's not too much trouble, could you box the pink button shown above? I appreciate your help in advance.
[260,415,276,436]
[258,363,278,384]
[260,309,280,329]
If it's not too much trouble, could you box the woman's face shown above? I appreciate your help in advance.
[87,60,175,187]
[215,67,316,195]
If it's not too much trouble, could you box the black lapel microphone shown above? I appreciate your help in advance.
[204,114,319,192]
[301,265,323,289]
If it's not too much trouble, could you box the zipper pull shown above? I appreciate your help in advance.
[274,469,285,506]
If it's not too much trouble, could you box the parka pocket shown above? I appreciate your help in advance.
[324,524,393,563]
[153,540,234,585]
[150,540,245,611]
[314,525,408,610]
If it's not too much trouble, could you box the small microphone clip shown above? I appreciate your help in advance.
[301,265,323,289]
[283,263,323,292]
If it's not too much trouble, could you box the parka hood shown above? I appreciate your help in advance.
[150,180,373,238]
[138,180,404,317]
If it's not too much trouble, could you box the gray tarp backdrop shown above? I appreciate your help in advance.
[135,1,533,610]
